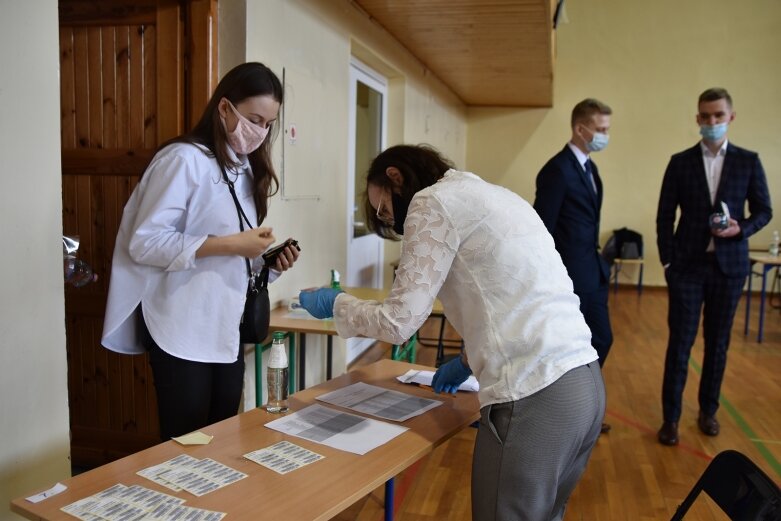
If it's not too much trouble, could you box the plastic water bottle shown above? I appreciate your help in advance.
[770,231,780,257]
[265,332,289,413]
[64,257,98,287]
[331,269,342,290]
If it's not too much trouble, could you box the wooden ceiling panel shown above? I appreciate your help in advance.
[353,0,555,107]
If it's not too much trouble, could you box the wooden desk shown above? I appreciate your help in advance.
[11,360,480,521]
[267,288,443,393]
[743,252,781,343]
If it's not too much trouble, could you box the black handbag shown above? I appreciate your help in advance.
[221,165,270,344]
[240,266,270,344]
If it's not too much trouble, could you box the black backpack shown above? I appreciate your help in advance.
[602,227,643,265]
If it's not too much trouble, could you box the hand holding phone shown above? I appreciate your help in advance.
[262,238,301,266]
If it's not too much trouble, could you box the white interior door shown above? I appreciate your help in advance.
[346,58,387,362]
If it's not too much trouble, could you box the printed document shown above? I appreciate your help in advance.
[316,382,443,422]
[265,403,407,455]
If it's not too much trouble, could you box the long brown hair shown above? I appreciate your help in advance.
[169,62,284,224]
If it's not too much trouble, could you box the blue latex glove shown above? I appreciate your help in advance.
[432,357,472,394]
[298,288,343,319]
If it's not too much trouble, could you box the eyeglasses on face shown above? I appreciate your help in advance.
[375,192,394,225]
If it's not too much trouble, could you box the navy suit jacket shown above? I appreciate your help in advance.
[534,145,610,293]
[656,142,772,278]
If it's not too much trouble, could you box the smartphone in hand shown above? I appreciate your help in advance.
[262,238,300,265]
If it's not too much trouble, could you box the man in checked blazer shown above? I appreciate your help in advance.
[656,88,772,446]
[534,98,613,433]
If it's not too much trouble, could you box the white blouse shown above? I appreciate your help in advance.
[102,142,276,363]
[334,169,598,407]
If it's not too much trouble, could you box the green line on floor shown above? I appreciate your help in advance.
[689,358,781,478]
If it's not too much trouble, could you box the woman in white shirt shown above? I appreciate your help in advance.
[300,144,604,521]
[102,62,299,440]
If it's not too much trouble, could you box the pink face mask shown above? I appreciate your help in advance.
[222,99,269,155]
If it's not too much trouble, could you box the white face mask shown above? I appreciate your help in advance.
[222,99,268,155]
[581,125,610,152]
[586,132,609,152]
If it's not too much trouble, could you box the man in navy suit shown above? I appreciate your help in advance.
[656,88,772,446]
[534,98,613,433]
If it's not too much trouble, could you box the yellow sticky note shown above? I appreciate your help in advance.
[172,431,213,445]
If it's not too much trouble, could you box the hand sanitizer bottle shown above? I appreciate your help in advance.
[265,332,289,413]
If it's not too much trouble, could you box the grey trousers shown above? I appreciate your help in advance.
[472,362,605,521]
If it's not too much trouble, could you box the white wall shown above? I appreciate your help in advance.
[0,0,71,518]
[230,0,467,389]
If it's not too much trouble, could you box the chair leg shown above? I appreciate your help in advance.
[638,262,644,295]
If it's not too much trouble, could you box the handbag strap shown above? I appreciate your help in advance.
[220,164,269,287]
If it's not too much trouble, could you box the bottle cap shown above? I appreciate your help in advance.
[272,331,287,341]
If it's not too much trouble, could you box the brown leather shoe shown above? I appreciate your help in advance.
[600,423,611,434]
[658,421,679,446]
[697,412,720,436]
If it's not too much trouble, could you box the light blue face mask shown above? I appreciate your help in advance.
[586,132,609,152]
[700,122,728,142]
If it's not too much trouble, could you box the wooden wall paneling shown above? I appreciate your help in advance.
[88,31,108,291]
[116,25,130,148]
[156,0,183,142]
[61,149,156,176]
[92,318,111,432]
[88,26,103,149]
[60,29,76,148]
[73,28,90,149]
[75,176,97,428]
[90,175,107,293]
[102,27,117,151]
[129,25,144,148]
[59,0,157,26]
[104,176,121,433]
[143,25,157,147]
[186,0,218,128]
[65,313,84,425]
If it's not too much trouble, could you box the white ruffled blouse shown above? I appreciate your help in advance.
[334,169,598,407]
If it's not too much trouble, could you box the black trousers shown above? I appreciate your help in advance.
[577,282,613,367]
[662,258,744,422]
[142,317,245,441]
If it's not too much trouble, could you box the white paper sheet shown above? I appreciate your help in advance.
[264,404,407,455]
[396,369,479,392]
[316,381,442,422]
[244,441,324,475]
[26,482,67,503]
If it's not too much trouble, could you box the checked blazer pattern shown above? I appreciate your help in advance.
[656,142,772,278]
[656,141,772,422]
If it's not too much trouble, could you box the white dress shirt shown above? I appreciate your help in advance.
[334,170,598,407]
[102,142,276,362]
[701,139,728,204]
[567,142,597,193]
[702,139,728,252]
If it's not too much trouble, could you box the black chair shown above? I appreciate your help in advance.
[603,227,644,295]
[671,450,781,520]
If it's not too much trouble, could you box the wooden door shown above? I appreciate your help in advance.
[59,0,217,469]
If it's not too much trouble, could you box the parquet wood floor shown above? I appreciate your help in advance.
[334,285,781,520]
